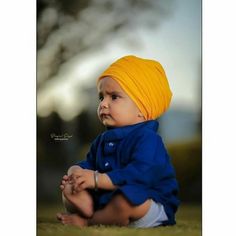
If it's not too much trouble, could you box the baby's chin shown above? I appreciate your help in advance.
[103,121,116,128]
[100,117,141,128]
[100,116,115,127]
[100,119,119,128]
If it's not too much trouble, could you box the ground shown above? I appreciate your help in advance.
[37,203,201,236]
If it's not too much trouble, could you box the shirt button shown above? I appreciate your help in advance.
[108,142,114,147]
[105,162,109,167]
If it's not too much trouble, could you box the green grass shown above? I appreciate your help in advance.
[37,203,201,236]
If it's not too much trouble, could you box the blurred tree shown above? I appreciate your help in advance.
[37,0,175,89]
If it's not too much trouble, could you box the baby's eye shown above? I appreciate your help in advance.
[111,94,118,100]
[99,95,104,101]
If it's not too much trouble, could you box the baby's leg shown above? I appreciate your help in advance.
[62,182,94,218]
[88,193,151,226]
[58,193,151,227]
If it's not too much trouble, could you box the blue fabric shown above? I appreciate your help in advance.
[77,120,180,225]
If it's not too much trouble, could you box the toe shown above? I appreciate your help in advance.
[61,216,71,225]
[56,213,63,220]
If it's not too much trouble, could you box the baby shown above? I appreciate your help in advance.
[57,55,180,228]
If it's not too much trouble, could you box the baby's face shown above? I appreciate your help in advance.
[97,77,145,127]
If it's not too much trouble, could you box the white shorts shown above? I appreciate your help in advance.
[129,200,168,228]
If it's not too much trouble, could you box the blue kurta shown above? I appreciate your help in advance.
[77,120,180,225]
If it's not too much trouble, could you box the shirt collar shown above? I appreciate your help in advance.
[101,120,159,142]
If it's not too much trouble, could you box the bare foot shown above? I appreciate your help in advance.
[62,182,94,218]
[56,213,88,227]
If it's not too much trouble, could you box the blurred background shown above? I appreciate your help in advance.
[37,0,201,205]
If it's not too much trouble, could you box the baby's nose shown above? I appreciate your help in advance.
[100,98,109,108]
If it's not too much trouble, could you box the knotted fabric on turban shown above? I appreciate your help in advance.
[97,55,172,120]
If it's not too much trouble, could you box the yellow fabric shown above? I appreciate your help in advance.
[97,55,172,120]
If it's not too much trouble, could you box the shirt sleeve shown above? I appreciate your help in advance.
[106,131,172,187]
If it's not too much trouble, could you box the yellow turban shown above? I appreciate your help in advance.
[97,55,172,120]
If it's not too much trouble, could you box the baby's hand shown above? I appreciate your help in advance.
[72,169,95,192]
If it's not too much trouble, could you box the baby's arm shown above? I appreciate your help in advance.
[96,172,117,190]
[61,164,117,192]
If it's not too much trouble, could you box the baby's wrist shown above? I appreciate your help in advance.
[94,170,99,191]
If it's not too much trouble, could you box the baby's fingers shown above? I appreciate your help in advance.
[61,180,67,185]
[72,181,84,192]
[62,175,69,181]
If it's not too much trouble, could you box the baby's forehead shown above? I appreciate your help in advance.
[97,76,123,91]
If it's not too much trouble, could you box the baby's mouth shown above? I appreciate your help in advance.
[100,114,111,120]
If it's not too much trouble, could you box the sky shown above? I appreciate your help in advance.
[37,0,201,121]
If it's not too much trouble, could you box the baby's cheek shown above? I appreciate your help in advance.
[97,106,101,118]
